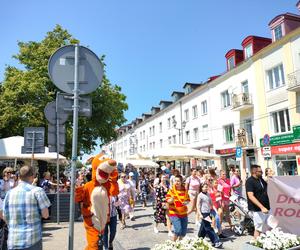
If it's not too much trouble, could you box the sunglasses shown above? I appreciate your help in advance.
[6,172,12,174]
[121,176,126,178]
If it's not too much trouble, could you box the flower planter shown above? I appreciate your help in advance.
[243,242,300,250]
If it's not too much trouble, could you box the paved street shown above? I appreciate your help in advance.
[43,204,252,250]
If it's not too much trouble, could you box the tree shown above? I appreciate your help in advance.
[0,25,128,157]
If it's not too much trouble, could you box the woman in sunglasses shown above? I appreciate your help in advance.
[0,167,16,200]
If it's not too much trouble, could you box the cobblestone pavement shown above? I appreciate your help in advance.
[43,204,252,250]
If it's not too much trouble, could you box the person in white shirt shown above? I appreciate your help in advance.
[128,172,137,220]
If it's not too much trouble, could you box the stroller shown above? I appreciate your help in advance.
[229,194,254,236]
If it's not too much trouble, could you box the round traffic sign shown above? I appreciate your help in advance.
[48,45,103,94]
[263,134,270,146]
[44,101,69,125]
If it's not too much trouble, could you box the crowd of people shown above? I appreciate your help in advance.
[0,161,275,250]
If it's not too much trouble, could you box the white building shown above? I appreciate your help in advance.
[104,6,300,179]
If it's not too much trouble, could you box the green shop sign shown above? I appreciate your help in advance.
[260,125,300,147]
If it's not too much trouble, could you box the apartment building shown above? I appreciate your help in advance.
[104,5,300,178]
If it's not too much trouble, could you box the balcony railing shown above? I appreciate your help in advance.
[287,70,300,92]
[235,129,255,147]
[231,93,253,111]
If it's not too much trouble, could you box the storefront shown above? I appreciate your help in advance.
[260,125,300,176]
[271,143,300,176]
[215,147,236,173]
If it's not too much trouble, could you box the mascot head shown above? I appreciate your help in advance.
[86,152,119,196]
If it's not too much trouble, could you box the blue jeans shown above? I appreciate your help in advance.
[103,216,117,249]
[211,209,221,231]
[198,212,220,244]
[169,216,188,237]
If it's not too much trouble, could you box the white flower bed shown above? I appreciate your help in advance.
[151,237,213,250]
[250,228,300,250]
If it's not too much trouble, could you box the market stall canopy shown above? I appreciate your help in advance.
[126,153,150,160]
[0,136,67,163]
[151,144,220,161]
[123,159,159,168]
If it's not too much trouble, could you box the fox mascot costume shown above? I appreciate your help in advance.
[75,153,119,250]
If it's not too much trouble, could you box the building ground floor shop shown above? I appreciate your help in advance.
[263,142,300,176]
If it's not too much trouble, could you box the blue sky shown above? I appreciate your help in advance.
[0,0,297,125]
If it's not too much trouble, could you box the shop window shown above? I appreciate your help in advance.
[275,155,297,176]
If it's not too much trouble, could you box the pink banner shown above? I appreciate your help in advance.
[268,176,300,236]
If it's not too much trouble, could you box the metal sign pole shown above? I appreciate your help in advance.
[31,132,35,167]
[56,93,60,225]
[68,44,80,250]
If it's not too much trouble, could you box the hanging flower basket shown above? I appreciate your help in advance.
[243,228,300,250]
[151,237,213,250]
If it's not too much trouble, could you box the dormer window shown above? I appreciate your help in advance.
[227,56,235,70]
[244,44,253,59]
[274,25,283,41]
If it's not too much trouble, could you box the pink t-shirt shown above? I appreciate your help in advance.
[218,178,231,201]
[230,175,242,196]
[186,176,201,192]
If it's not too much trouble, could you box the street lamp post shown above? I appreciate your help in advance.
[172,117,186,144]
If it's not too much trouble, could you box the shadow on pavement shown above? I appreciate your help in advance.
[129,248,151,250]
[130,222,152,229]
[133,214,153,220]
[43,226,64,232]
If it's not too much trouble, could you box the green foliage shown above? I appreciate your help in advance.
[0,25,128,157]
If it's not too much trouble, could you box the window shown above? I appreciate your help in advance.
[172,135,176,144]
[143,130,145,139]
[271,109,291,134]
[244,44,253,59]
[227,56,235,70]
[184,109,189,121]
[149,127,152,137]
[167,118,171,129]
[221,90,231,108]
[267,64,285,90]
[139,146,142,152]
[201,101,207,115]
[152,126,155,136]
[149,142,152,150]
[140,132,142,141]
[192,105,198,119]
[159,122,162,133]
[185,131,190,143]
[202,124,208,140]
[143,145,145,152]
[153,142,155,149]
[274,25,283,41]
[224,124,235,143]
[160,139,163,148]
[193,128,199,142]
[168,136,172,144]
[241,80,249,93]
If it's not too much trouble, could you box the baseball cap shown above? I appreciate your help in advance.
[129,172,134,177]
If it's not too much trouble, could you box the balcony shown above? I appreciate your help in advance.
[231,93,253,111]
[235,129,256,148]
[287,70,300,92]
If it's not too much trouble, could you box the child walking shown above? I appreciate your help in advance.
[197,183,222,248]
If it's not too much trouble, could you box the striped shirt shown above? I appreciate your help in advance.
[3,181,51,249]
[166,187,190,218]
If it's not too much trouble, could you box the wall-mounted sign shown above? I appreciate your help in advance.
[215,147,236,155]
[271,143,300,155]
[260,125,300,147]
